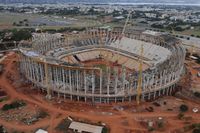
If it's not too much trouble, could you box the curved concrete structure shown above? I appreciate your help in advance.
[19,29,186,103]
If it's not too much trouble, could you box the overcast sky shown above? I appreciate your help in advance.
[0,0,200,4]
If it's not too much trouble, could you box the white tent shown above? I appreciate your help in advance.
[35,129,48,133]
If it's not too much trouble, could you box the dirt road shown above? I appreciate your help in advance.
[0,53,199,133]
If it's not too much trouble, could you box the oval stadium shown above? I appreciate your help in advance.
[18,28,186,103]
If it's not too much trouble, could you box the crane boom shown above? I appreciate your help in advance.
[122,11,132,36]
[115,10,132,62]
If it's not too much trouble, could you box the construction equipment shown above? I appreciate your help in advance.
[115,10,132,62]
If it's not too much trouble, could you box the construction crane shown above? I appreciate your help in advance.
[136,43,144,105]
[122,10,132,36]
[115,10,132,62]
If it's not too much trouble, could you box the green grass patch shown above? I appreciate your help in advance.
[36,110,49,119]
[0,97,8,103]
[1,100,26,111]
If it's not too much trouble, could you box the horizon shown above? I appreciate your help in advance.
[0,0,200,6]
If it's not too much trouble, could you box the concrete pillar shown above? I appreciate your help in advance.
[84,70,87,94]
[148,92,151,100]
[76,70,79,94]
[114,67,118,94]
[166,87,169,96]
[45,63,51,99]
[69,69,72,100]
[107,67,110,95]
[62,68,66,99]
[151,74,155,90]
[163,88,166,95]
[122,66,126,94]
[99,69,102,95]
[92,70,95,102]
[158,90,161,97]
[160,73,163,87]
[39,63,44,85]
[55,67,60,98]
[129,96,131,102]
[153,91,156,99]
[170,86,172,95]
[142,93,145,101]
[58,68,61,98]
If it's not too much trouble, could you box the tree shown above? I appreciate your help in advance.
[193,128,200,133]
[194,92,200,98]
[180,104,189,112]
[175,26,184,31]
[158,121,164,128]
[11,29,32,41]
[151,23,164,29]
[102,127,109,133]
[112,10,120,17]
[19,21,23,24]
[178,113,184,120]
[13,22,17,26]
[0,125,3,132]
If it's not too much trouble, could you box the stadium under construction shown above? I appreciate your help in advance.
[18,28,186,103]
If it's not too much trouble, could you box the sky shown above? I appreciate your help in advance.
[0,0,200,5]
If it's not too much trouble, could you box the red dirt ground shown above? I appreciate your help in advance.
[0,52,199,133]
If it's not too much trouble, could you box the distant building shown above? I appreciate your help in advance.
[160,14,169,19]
[101,16,113,23]
[142,30,162,36]
[145,13,157,18]
[114,16,125,20]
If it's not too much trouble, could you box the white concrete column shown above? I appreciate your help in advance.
[114,67,118,94]
[92,70,95,95]
[99,69,102,95]
[69,69,72,100]
[122,66,126,94]
[84,70,87,94]
[76,70,79,93]
[107,67,110,95]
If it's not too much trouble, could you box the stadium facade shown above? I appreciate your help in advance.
[19,29,186,103]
